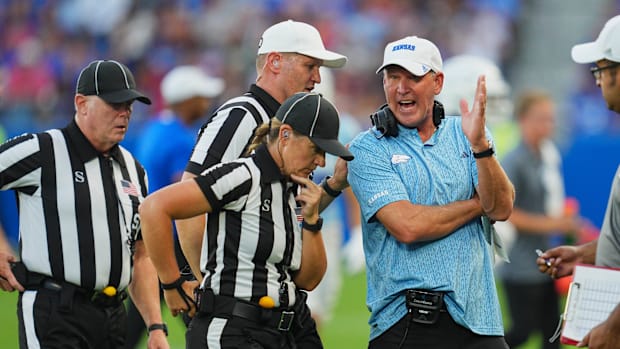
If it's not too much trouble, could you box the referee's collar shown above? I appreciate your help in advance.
[253,144,285,183]
[248,84,280,117]
[65,120,127,167]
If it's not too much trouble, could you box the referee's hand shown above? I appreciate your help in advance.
[0,252,24,292]
[331,147,351,191]
[163,279,199,318]
[291,174,321,221]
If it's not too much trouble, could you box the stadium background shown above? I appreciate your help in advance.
[0,0,618,348]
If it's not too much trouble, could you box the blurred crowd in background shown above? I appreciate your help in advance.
[0,0,619,243]
[0,0,521,138]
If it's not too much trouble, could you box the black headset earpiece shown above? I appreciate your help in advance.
[283,130,289,138]
[369,104,398,138]
[432,100,445,127]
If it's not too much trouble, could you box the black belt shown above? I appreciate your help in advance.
[22,269,126,309]
[40,278,126,306]
[231,301,295,331]
[196,288,301,331]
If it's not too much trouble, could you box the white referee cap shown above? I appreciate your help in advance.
[160,66,224,105]
[376,36,443,76]
[257,20,347,68]
[572,15,620,63]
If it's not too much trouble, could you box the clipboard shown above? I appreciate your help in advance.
[558,264,620,345]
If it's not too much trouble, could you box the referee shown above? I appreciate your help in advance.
[0,60,169,349]
[175,19,350,282]
[141,92,354,348]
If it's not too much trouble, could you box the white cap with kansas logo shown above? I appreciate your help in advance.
[376,36,443,76]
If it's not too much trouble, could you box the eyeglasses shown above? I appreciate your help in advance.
[590,63,620,81]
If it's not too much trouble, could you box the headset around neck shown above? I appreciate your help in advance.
[369,100,445,138]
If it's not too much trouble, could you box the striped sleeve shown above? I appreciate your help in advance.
[186,96,270,175]
[0,133,41,193]
[194,161,252,212]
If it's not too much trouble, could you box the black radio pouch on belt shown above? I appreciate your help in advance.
[195,287,215,315]
[405,289,444,325]
[10,261,28,285]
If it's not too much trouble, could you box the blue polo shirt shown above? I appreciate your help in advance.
[348,116,503,340]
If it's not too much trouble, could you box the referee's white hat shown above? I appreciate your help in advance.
[376,36,443,76]
[257,20,347,68]
[572,15,620,64]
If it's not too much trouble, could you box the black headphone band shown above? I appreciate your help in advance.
[369,101,445,139]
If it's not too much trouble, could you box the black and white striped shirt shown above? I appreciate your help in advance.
[185,84,279,175]
[195,145,302,307]
[0,120,147,291]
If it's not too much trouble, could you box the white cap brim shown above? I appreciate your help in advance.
[571,41,604,64]
[376,60,433,76]
[296,49,348,68]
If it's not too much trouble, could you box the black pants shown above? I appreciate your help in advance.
[18,286,127,349]
[368,311,508,349]
[186,292,322,349]
[503,280,560,349]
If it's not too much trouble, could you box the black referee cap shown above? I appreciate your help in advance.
[76,60,151,105]
[276,92,353,161]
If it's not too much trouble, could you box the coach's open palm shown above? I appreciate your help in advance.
[460,75,489,151]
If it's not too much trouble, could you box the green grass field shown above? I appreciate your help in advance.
[0,272,573,348]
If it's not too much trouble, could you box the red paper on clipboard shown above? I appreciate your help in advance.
[559,264,620,345]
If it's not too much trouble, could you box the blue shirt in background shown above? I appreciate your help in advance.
[134,111,201,193]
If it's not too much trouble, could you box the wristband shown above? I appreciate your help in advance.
[472,140,495,159]
[473,147,494,159]
[321,176,342,197]
[159,276,197,312]
[148,323,168,336]
[160,276,184,290]
[302,217,323,233]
